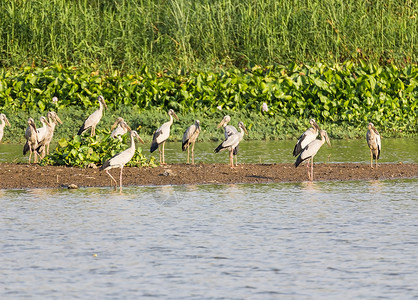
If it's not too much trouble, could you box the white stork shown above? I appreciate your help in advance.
[110,117,131,141]
[293,119,321,157]
[0,113,11,142]
[78,95,107,136]
[182,120,201,164]
[295,130,331,181]
[23,118,39,164]
[100,130,145,193]
[217,115,241,164]
[214,121,248,168]
[36,112,63,157]
[366,122,381,168]
[150,109,178,165]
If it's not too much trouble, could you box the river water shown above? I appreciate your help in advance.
[1,138,417,164]
[1,179,417,299]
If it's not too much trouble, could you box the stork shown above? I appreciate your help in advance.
[110,117,131,141]
[366,122,381,168]
[150,109,178,165]
[77,95,107,136]
[295,130,331,181]
[182,120,200,164]
[36,112,63,157]
[217,115,241,164]
[0,113,11,142]
[100,130,144,193]
[23,118,39,164]
[293,119,321,157]
[214,121,248,168]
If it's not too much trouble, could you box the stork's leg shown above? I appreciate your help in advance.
[306,160,310,180]
[187,146,190,164]
[235,154,238,167]
[191,142,195,165]
[375,152,378,168]
[28,149,32,164]
[370,149,373,169]
[310,157,314,181]
[46,143,50,155]
[91,125,95,137]
[162,141,166,165]
[119,167,123,193]
[158,146,162,165]
[229,150,234,168]
[106,170,118,190]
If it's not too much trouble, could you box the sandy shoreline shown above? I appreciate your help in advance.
[0,162,416,189]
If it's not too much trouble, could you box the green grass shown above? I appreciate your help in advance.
[1,0,416,72]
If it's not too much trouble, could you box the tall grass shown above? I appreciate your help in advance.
[0,0,417,72]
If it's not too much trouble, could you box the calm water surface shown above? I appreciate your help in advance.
[1,138,417,164]
[1,180,417,299]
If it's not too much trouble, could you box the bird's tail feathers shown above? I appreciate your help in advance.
[182,140,189,151]
[23,142,29,155]
[150,140,159,153]
[100,160,110,171]
[77,123,87,135]
[214,143,224,153]
[293,144,302,157]
[294,154,308,168]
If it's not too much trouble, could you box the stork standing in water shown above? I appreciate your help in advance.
[182,120,200,164]
[0,113,11,142]
[150,109,178,165]
[23,118,39,164]
[78,95,107,136]
[295,130,331,181]
[214,121,248,168]
[366,122,381,168]
[100,130,145,193]
[110,117,131,141]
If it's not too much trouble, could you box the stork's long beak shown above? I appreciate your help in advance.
[136,135,145,144]
[111,120,119,130]
[125,123,132,131]
[30,120,37,131]
[56,115,63,124]
[104,101,108,109]
[243,126,248,135]
[217,119,225,129]
[173,112,179,121]
[325,133,331,147]
[312,120,320,131]
[5,117,10,127]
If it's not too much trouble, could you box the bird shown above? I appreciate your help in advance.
[294,130,331,181]
[182,120,201,164]
[293,119,321,157]
[366,122,381,168]
[36,111,63,157]
[150,109,179,165]
[110,117,131,141]
[23,118,39,164]
[214,121,248,168]
[217,115,240,163]
[100,130,145,193]
[0,113,11,142]
[77,95,107,136]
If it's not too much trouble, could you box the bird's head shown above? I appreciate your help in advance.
[238,121,248,135]
[40,116,50,126]
[131,130,145,144]
[98,95,108,109]
[28,118,37,130]
[195,119,200,126]
[111,117,124,130]
[48,111,63,124]
[0,114,10,126]
[368,122,379,135]
[217,115,231,128]
[168,109,179,120]
[310,119,320,131]
[122,121,132,131]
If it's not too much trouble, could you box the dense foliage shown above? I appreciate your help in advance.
[0,62,416,139]
[41,130,156,168]
[0,0,416,71]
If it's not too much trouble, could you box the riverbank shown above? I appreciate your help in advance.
[0,163,416,189]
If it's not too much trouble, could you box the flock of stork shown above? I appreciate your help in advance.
[0,96,382,191]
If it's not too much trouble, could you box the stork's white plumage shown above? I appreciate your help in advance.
[295,129,331,181]
[215,121,247,168]
[366,122,381,168]
[217,115,238,140]
[150,109,178,164]
[23,118,39,164]
[100,130,145,193]
[78,95,107,136]
[36,111,63,157]
[293,119,321,157]
[0,113,11,142]
[182,120,200,164]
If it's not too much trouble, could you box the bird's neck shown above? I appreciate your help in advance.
[168,114,174,125]
[129,133,136,151]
